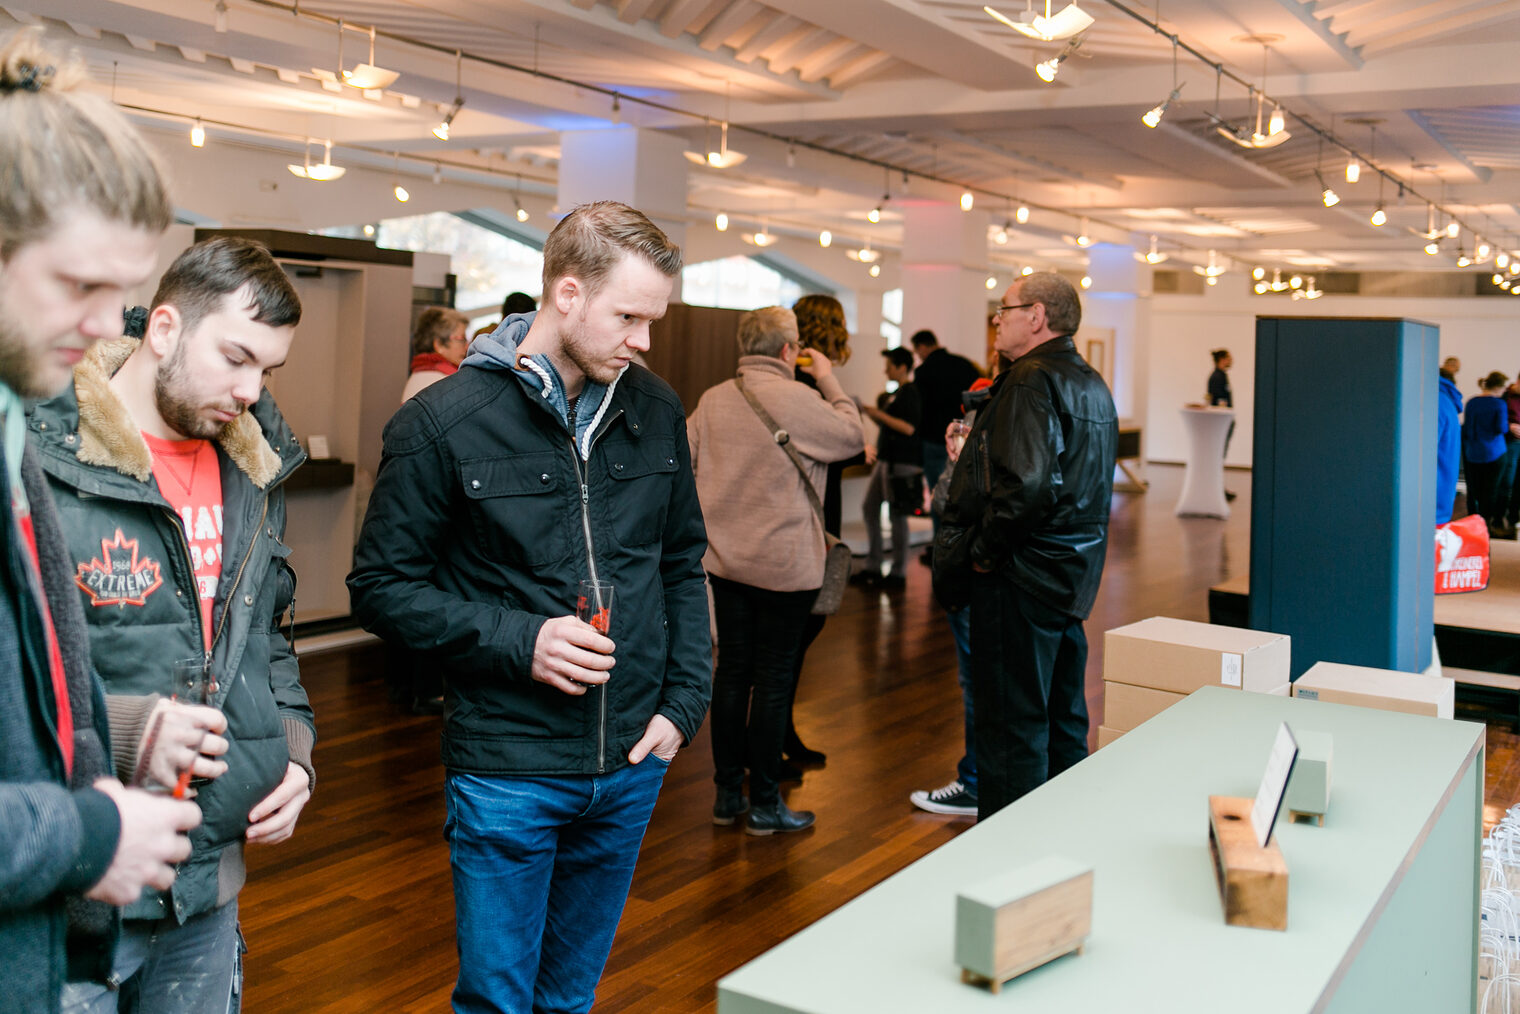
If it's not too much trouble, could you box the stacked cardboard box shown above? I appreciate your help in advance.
[1292,661,1454,719]
[1097,617,1291,747]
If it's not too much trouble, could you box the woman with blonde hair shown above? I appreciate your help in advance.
[783,294,864,772]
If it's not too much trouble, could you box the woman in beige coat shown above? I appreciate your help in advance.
[687,306,864,835]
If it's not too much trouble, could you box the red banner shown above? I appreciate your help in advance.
[1435,515,1489,594]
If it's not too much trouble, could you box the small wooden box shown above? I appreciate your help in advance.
[1284,731,1333,825]
[955,856,1092,993]
[1207,795,1288,930]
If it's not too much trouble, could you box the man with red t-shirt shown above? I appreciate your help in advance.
[35,237,314,1013]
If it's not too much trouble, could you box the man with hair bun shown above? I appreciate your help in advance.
[0,28,201,1014]
[350,201,711,1013]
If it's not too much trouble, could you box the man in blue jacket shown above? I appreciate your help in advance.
[0,28,202,1014]
[349,201,711,1014]
[1436,359,1463,525]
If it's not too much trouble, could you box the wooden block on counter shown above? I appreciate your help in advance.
[1207,795,1288,931]
[955,856,1093,994]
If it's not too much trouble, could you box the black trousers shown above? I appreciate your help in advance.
[970,574,1090,821]
[709,576,818,807]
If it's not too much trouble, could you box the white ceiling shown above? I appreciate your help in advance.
[20,0,1520,276]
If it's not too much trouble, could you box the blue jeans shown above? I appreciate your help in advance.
[60,900,242,1014]
[922,441,950,537]
[445,761,669,1014]
[946,605,976,793]
[1493,439,1520,525]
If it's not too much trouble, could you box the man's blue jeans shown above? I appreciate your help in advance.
[445,759,669,1014]
[946,605,976,793]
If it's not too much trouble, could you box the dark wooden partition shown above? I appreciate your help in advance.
[646,303,744,413]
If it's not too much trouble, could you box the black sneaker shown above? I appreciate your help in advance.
[909,779,977,816]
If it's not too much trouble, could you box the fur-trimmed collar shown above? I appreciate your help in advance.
[72,338,283,488]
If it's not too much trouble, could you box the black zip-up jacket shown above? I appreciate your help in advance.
[937,335,1117,619]
[347,353,712,776]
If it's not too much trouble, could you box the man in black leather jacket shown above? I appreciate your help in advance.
[935,272,1117,820]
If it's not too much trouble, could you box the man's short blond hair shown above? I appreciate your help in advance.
[541,201,681,302]
[737,306,797,358]
[0,28,171,259]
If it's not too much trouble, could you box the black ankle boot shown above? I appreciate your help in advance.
[712,787,749,826]
[745,800,815,836]
[783,732,827,768]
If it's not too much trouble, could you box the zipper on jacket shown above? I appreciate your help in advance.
[569,441,608,774]
[161,493,267,674]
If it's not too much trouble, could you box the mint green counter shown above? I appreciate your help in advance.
[718,686,1483,1013]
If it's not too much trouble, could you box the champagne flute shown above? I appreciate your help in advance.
[169,654,215,798]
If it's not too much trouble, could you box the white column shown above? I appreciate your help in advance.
[558,128,689,301]
[899,200,992,368]
[1083,242,1151,470]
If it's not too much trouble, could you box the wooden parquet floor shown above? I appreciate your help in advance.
[240,464,1520,1012]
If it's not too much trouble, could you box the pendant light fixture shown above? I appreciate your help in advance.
[287,138,345,181]
[433,51,464,141]
[343,25,400,91]
[984,1,1094,42]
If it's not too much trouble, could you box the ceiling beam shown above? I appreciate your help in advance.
[1269,0,1365,69]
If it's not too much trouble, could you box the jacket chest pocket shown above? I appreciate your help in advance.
[460,452,570,566]
[602,438,677,546]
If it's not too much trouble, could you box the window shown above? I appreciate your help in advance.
[681,256,803,311]
[881,288,903,348]
[327,213,544,331]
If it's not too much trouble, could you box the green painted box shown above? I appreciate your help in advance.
[1284,730,1333,822]
[954,856,1092,992]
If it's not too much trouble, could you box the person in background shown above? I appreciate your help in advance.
[1441,356,1461,383]
[689,306,863,834]
[500,291,537,320]
[1207,348,1238,502]
[401,307,470,403]
[783,294,863,773]
[1489,375,1520,540]
[853,347,921,588]
[1207,348,1233,408]
[909,329,981,557]
[936,272,1117,821]
[910,373,994,819]
[44,236,315,1014]
[0,28,202,1014]
[1464,371,1511,534]
[1436,359,1465,526]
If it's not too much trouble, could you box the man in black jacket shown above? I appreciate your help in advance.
[348,202,711,1014]
[936,273,1117,821]
[910,329,982,556]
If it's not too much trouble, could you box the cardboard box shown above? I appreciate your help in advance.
[1104,617,1290,695]
[1096,725,1125,749]
[1103,681,1185,731]
[1292,661,1454,719]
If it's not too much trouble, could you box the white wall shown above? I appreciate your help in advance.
[1147,280,1520,467]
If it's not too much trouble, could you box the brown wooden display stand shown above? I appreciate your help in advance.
[1207,795,1288,930]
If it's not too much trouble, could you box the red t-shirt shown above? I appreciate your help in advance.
[144,433,223,650]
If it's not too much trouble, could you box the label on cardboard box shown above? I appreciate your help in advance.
[1296,688,1319,700]
[1221,653,1242,687]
